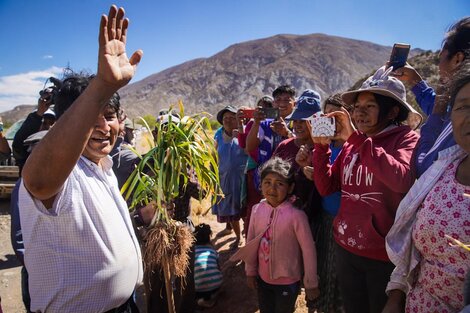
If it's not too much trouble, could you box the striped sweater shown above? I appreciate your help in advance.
[194,245,223,292]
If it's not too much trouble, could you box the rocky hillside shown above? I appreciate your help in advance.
[118,33,423,118]
[2,33,431,124]
[1,105,35,126]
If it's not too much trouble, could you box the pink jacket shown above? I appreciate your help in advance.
[245,199,318,289]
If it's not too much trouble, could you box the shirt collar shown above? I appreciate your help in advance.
[80,155,113,171]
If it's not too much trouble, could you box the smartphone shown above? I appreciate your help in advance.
[310,116,336,137]
[261,107,280,119]
[241,108,255,119]
[389,43,411,70]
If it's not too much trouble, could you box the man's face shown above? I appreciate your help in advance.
[292,120,310,141]
[273,93,295,118]
[222,112,237,133]
[438,47,464,80]
[82,105,119,164]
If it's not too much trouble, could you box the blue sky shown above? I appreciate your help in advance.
[0,0,467,112]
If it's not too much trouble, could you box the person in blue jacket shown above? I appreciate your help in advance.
[390,17,470,177]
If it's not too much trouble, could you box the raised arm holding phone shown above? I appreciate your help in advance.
[19,5,144,312]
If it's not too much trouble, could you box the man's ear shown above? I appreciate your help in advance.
[452,51,466,70]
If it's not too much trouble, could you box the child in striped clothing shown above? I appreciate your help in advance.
[194,223,223,308]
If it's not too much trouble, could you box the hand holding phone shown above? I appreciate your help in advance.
[389,43,410,71]
[261,107,280,119]
[310,116,336,137]
[240,108,255,119]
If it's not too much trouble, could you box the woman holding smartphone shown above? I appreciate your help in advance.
[310,66,421,313]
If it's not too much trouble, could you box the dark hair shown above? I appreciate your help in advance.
[443,17,470,60]
[272,85,296,99]
[257,96,273,108]
[450,55,470,109]
[194,223,212,245]
[54,73,121,120]
[259,157,295,186]
[373,94,408,125]
[324,93,353,112]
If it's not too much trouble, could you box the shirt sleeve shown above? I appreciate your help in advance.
[411,80,435,117]
[414,115,447,176]
[386,266,410,295]
[258,123,265,142]
[294,210,318,289]
[238,120,254,149]
[245,204,260,277]
[312,144,342,196]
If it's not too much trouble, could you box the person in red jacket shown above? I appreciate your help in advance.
[301,66,421,313]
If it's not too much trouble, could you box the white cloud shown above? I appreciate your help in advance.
[0,66,63,113]
[43,55,54,59]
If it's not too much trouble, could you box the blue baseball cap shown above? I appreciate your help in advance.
[285,89,321,120]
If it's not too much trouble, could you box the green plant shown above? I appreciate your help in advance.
[137,114,157,130]
[122,101,221,313]
[123,103,220,216]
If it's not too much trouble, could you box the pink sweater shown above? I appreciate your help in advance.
[245,199,318,288]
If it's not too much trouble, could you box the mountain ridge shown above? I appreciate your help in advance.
[2,33,428,124]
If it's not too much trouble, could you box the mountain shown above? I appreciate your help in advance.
[1,105,35,126]
[2,33,428,124]
[119,33,423,119]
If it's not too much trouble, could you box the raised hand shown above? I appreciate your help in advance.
[246,276,258,290]
[270,117,290,137]
[302,166,314,181]
[389,63,423,88]
[305,287,320,301]
[97,5,143,90]
[37,92,53,116]
[295,145,312,168]
[329,109,356,142]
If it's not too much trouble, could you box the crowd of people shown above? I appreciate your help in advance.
[1,4,469,313]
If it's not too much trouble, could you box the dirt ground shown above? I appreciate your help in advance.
[0,199,25,313]
[0,198,309,313]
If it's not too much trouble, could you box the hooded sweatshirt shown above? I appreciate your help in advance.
[313,126,419,261]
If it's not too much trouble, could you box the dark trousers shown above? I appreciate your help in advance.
[196,288,220,301]
[257,278,300,313]
[21,266,31,313]
[335,243,395,313]
[104,297,139,313]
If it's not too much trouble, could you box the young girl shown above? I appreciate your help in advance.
[245,157,319,313]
